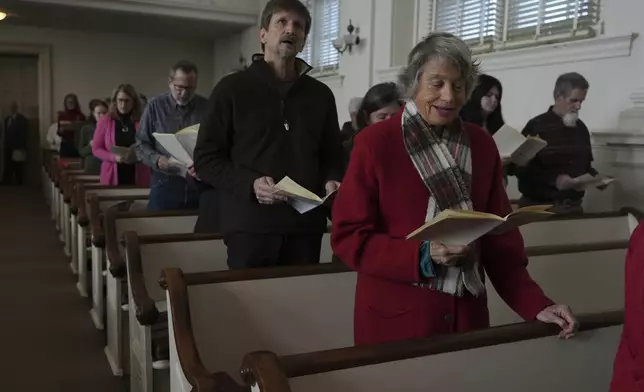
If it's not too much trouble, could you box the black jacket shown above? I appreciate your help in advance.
[515,107,596,202]
[194,55,344,234]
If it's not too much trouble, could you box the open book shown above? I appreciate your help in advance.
[493,124,547,166]
[153,124,199,167]
[273,176,336,214]
[406,205,555,245]
[110,145,135,161]
[570,173,616,191]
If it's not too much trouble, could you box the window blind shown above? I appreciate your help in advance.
[428,0,599,46]
[432,0,503,44]
[506,0,599,41]
[298,0,340,69]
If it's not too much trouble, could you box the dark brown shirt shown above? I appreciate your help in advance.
[515,106,597,202]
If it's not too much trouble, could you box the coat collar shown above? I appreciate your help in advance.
[248,53,313,88]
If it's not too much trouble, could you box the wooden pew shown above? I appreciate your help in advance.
[49,156,82,225]
[73,183,148,287]
[102,210,199,377]
[86,191,149,330]
[57,169,98,246]
[240,311,623,392]
[160,210,637,392]
[124,231,334,392]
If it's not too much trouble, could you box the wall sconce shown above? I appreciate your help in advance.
[333,19,360,55]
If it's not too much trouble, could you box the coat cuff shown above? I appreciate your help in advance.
[419,241,436,278]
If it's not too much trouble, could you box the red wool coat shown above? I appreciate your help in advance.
[610,222,644,392]
[331,111,554,345]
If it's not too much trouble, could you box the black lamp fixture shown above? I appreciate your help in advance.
[333,19,360,54]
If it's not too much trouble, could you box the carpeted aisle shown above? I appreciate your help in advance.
[0,186,124,392]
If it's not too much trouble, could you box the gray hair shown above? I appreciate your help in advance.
[398,32,480,99]
[553,72,589,99]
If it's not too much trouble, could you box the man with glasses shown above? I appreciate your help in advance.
[135,60,209,211]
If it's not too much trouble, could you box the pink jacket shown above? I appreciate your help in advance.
[91,115,150,186]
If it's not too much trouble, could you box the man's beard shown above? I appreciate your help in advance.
[563,111,579,127]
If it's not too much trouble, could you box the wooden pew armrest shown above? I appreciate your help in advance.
[163,268,250,392]
[124,231,159,325]
[104,208,127,278]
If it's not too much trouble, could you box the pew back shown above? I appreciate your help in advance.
[488,247,626,326]
[519,212,630,247]
[241,312,622,392]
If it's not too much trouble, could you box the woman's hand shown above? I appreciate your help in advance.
[429,242,470,266]
[536,304,578,339]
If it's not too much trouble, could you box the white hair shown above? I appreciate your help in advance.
[398,32,480,100]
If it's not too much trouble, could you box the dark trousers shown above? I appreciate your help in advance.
[147,172,199,211]
[225,232,323,269]
[2,148,24,185]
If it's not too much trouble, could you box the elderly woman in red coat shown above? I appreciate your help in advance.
[610,222,644,392]
[331,32,578,345]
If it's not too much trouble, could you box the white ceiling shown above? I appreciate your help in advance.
[0,0,249,40]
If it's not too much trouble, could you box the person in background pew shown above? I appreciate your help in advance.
[331,32,578,345]
[459,74,509,187]
[135,61,208,211]
[515,72,597,214]
[194,0,344,268]
[92,84,150,186]
[77,99,108,175]
[610,222,644,392]
[340,97,362,143]
[2,101,28,186]
[57,93,86,158]
[342,82,403,166]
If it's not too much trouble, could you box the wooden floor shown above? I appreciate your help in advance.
[0,185,124,392]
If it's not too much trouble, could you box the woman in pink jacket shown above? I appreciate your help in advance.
[92,84,150,186]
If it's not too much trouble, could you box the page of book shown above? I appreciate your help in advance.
[492,124,547,166]
[571,173,616,191]
[110,145,133,158]
[273,176,335,214]
[153,133,193,166]
[407,207,554,245]
[493,124,527,158]
[176,124,199,160]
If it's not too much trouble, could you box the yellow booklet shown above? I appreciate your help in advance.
[406,205,554,245]
[493,124,547,166]
[153,124,199,166]
[273,176,336,214]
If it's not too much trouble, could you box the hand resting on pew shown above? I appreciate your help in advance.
[536,304,579,339]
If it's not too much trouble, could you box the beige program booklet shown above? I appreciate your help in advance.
[406,205,554,245]
[153,124,199,167]
[493,124,547,166]
[571,173,616,191]
[273,176,336,214]
[110,145,135,160]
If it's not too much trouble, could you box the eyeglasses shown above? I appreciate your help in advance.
[171,83,195,92]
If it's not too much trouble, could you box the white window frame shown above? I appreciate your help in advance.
[299,0,341,74]
[417,0,603,54]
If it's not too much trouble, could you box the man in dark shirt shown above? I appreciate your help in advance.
[194,0,344,269]
[515,72,598,214]
[2,102,28,185]
[135,61,209,212]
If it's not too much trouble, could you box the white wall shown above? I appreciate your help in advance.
[212,0,643,131]
[0,24,215,121]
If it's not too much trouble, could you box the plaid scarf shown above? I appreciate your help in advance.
[402,101,485,297]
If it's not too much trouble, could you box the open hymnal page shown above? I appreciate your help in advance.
[493,124,547,166]
[152,124,199,167]
[570,173,616,191]
[273,176,336,214]
[406,205,554,245]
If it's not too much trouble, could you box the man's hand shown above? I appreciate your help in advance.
[325,180,341,196]
[187,165,200,181]
[501,156,513,167]
[555,174,576,191]
[429,242,470,266]
[254,176,288,204]
[536,304,578,339]
[157,156,170,171]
